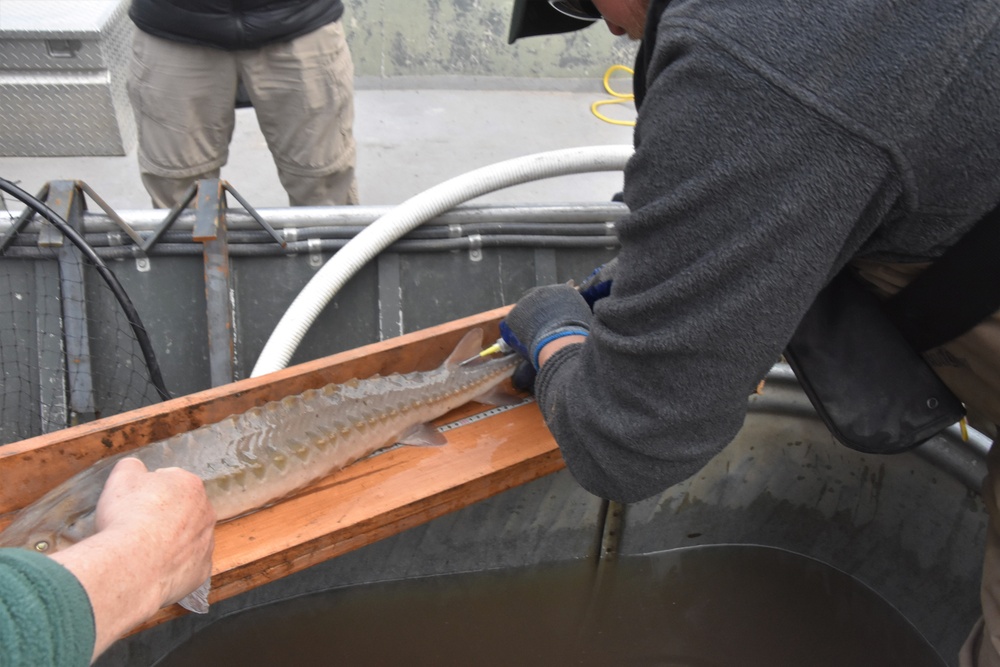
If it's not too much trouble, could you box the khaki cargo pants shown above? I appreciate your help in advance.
[127,22,358,208]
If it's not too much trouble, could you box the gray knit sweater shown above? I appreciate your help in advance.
[536,0,1000,503]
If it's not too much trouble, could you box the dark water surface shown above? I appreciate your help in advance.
[156,544,945,667]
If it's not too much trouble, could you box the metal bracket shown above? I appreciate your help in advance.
[1,183,50,253]
[38,218,64,248]
[1,181,146,254]
[222,181,286,248]
[193,179,225,242]
[142,180,285,253]
[75,181,146,248]
[307,238,324,268]
[138,178,285,386]
[194,180,237,387]
[468,233,483,262]
[49,180,97,422]
[140,182,199,252]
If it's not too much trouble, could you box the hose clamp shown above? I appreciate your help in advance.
[308,238,323,268]
[468,233,483,262]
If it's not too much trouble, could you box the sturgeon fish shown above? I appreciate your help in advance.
[0,328,520,613]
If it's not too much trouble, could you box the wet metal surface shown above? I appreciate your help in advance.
[623,403,988,663]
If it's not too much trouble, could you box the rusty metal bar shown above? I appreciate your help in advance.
[50,181,97,422]
[196,179,236,387]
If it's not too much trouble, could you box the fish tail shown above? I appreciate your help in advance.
[179,578,211,614]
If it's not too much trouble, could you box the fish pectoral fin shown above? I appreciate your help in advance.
[179,578,211,614]
[397,423,448,447]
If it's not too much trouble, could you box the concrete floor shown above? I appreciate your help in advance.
[0,86,635,212]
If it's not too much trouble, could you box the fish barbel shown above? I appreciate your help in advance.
[0,328,520,612]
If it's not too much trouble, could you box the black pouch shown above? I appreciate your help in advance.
[784,271,964,454]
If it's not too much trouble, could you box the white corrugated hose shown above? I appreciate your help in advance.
[251,144,634,377]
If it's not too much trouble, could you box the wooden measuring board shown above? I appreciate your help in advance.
[0,306,565,630]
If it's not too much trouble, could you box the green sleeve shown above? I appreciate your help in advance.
[0,548,96,667]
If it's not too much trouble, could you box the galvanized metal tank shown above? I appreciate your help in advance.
[0,199,986,666]
[94,368,987,666]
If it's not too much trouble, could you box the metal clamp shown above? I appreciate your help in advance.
[468,233,483,262]
[308,238,324,268]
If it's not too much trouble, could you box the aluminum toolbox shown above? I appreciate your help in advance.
[0,0,135,156]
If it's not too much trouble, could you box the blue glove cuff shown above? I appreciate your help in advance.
[499,320,530,360]
[532,329,589,370]
[580,279,612,308]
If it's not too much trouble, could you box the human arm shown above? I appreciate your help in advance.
[0,548,94,667]
[537,334,586,366]
[512,28,905,503]
[50,457,215,661]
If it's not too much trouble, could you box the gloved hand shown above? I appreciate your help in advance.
[500,284,593,370]
[578,256,618,308]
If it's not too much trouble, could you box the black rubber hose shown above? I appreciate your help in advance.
[0,178,171,401]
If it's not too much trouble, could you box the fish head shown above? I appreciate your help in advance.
[0,487,97,555]
[0,466,107,555]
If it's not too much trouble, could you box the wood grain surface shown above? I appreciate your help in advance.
[0,306,566,630]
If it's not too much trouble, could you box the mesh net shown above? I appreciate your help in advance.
[0,203,164,447]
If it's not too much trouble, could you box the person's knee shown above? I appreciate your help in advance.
[280,169,358,207]
[140,171,220,209]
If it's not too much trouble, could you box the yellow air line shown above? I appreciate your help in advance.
[591,64,637,127]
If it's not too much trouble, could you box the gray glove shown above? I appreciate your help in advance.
[501,284,592,369]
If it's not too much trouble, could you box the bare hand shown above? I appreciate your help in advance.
[52,457,216,660]
[94,457,216,609]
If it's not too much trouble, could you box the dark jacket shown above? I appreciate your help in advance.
[129,0,344,51]
[534,0,1000,503]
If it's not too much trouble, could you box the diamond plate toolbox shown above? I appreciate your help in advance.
[0,0,136,156]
